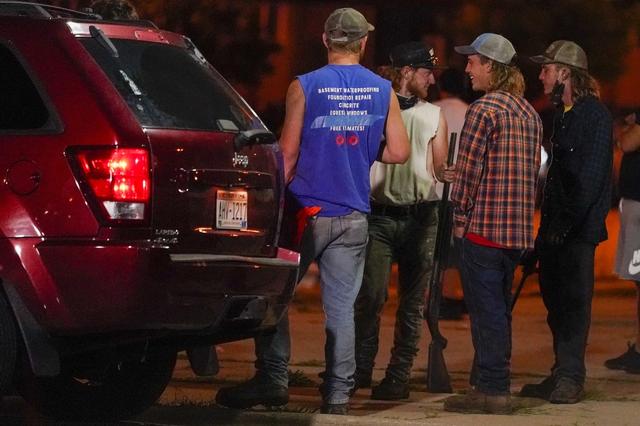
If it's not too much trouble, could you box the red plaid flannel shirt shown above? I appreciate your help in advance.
[451,91,542,250]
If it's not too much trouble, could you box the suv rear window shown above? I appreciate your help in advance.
[80,37,265,132]
[0,43,50,131]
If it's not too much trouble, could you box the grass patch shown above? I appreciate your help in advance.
[608,395,640,402]
[280,405,319,414]
[288,369,316,387]
[584,388,608,401]
[171,376,225,384]
[159,399,217,408]
[294,359,324,367]
[513,406,551,416]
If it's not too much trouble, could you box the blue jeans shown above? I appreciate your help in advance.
[255,211,368,404]
[457,237,521,395]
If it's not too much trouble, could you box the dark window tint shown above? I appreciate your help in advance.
[0,44,49,130]
[80,37,265,132]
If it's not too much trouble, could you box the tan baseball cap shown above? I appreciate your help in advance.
[324,8,374,43]
[454,33,516,65]
[530,40,588,70]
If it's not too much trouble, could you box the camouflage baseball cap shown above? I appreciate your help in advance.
[530,40,588,71]
[324,8,374,43]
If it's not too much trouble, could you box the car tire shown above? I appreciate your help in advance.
[20,345,176,421]
[0,293,18,397]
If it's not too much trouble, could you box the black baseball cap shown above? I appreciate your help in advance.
[390,41,439,69]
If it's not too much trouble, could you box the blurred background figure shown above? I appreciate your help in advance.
[605,110,640,374]
[433,68,469,148]
[89,0,139,20]
[433,67,470,320]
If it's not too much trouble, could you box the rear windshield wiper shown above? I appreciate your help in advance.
[90,25,118,58]
[183,36,208,65]
[89,25,142,96]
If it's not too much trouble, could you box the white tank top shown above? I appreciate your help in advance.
[370,101,441,205]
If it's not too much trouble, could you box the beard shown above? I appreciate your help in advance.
[408,78,428,100]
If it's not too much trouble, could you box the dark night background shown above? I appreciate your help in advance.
[41,0,640,133]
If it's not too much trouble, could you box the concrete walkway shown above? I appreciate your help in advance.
[149,273,640,426]
[3,267,637,425]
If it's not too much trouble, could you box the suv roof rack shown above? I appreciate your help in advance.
[0,1,99,19]
[0,1,157,28]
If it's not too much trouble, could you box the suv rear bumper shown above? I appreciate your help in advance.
[7,239,298,345]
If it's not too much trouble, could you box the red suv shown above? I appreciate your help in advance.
[0,2,298,421]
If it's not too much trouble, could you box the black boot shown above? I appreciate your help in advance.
[349,369,372,396]
[371,376,410,400]
[604,343,640,372]
[519,375,556,400]
[320,403,349,415]
[215,376,288,409]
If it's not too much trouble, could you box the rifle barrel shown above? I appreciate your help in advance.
[426,132,458,393]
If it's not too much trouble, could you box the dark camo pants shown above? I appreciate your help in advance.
[354,203,438,383]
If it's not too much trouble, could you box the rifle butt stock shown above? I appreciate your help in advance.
[425,132,457,393]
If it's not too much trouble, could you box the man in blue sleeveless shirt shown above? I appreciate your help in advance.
[216,8,409,414]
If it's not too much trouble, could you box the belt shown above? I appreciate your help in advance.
[370,201,438,218]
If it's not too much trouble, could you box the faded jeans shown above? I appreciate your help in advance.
[254,210,368,404]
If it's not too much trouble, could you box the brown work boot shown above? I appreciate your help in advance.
[548,377,584,404]
[443,388,512,414]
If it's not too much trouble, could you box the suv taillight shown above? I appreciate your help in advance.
[75,148,150,221]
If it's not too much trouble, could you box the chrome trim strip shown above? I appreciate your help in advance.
[170,253,298,268]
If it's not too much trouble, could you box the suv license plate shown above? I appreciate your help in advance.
[216,190,248,230]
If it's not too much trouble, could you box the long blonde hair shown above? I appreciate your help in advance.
[480,56,525,96]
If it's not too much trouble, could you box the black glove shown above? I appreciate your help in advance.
[543,229,565,246]
[543,215,572,247]
[519,248,538,276]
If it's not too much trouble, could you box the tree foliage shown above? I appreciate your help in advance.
[136,0,279,88]
[446,0,633,82]
[49,0,280,89]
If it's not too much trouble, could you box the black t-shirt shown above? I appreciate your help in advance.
[619,110,640,201]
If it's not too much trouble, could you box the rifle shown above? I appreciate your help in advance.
[425,132,457,393]
[511,250,538,312]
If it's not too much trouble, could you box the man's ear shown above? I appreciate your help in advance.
[401,66,413,80]
[483,59,493,73]
[322,33,329,49]
[359,35,368,51]
[560,69,570,82]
